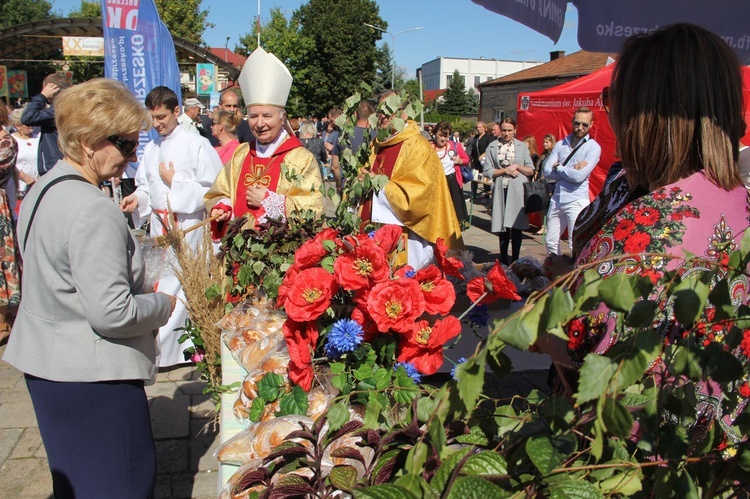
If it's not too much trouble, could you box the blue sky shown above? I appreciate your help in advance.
[52,0,582,75]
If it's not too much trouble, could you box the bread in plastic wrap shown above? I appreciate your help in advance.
[215,415,314,465]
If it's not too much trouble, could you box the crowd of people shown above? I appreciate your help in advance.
[0,22,746,497]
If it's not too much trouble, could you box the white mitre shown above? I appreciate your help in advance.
[237,46,292,108]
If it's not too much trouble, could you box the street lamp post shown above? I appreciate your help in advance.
[364,23,424,90]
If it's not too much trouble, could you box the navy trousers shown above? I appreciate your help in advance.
[25,375,156,499]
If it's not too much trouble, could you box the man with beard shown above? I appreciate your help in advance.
[542,106,601,256]
[205,47,323,235]
[361,91,463,270]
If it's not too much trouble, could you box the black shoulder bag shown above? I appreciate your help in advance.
[524,139,587,214]
[23,175,90,251]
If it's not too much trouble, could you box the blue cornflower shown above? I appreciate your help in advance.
[367,230,376,238]
[451,358,467,381]
[324,319,364,359]
[468,304,491,327]
[405,269,416,278]
[394,362,422,383]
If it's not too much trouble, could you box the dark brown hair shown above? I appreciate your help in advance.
[611,23,744,190]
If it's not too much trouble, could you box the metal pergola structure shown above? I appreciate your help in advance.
[0,17,240,79]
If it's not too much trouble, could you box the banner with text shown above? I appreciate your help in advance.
[472,0,567,43]
[62,37,105,57]
[101,0,181,164]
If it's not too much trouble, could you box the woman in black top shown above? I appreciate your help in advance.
[470,121,493,198]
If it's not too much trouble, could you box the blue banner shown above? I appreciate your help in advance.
[101,0,182,160]
[472,0,567,43]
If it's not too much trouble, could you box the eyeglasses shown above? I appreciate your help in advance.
[601,86,610,114]
[107,135,139,157]
[572,121,591,129]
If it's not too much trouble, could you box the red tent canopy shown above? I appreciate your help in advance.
[517,64,750,200]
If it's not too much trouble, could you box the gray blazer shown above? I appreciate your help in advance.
[482,138,534,232]
[3,161,172,382]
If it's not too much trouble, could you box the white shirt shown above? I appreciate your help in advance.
[133,125,223,249]
[12,133,39,192]
[178,114,200,136]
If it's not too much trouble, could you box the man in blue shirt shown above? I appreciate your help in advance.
[542,106,601,255]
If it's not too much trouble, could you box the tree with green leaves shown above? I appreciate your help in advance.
[153,0,212,45]
[67,0,100,17]
[438,69,472,116]
[295,0,385,117]
[0,0,55,29]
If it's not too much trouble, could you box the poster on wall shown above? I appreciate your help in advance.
[0,66,7,97]
[196,64,215,95]
[7,71,28,98]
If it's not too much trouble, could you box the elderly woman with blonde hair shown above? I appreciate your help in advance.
[3,78,176,499]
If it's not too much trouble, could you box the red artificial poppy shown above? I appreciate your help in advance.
[294,228,339,270]
[567,318,586,351]
[623,231,651,254]
[434,238,464,279]
[396,316,461,375]
[351,305,379,341]
[283,267,338,322]
[276,264,300,308]
[466,260,521,304]
[282,319,318,391]
[739,382,750,398]
[373,224,402,254]
[414,265,456,315]
[334,239,389,291]
[394,265,415,279]
[367,279,426,333]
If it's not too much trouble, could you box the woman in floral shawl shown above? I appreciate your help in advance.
[0,100,20,344]
[538,24,750,452]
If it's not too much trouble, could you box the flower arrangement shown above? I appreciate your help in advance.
[270,224,521,413]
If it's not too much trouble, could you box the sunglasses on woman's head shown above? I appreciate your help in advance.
[107,135,139,157]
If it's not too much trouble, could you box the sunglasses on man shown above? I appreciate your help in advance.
[108,135,139,157]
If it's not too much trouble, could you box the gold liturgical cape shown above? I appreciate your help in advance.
[204,139,324,228]
[370,121,463,250]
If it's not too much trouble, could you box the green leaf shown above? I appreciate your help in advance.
[364,397,383,428]
[248,396,265,422]
[575,354,617,404]
[237,264,253,287]
[321,255,335,273]
[704,348,744,382]
[543,288,575,340]
[668,345,704,381]
[374,368,391,390]
[257,372,285,401]
[393,374,417,405]
[455,349,487,416]
[494,405,521,438]
[330,362,346,374]
[353,484,417,499]
[608,329,662,390]
[330,465,358,493]
[204,284,221,300]
[462,451,508,476]
[600,397,634,438]
[406,442,429,476]
[252,260,266,275]
[549,479,604,498]
[625,300,659,327]
[597,469,642,496]
[525,434,577,475]
[428,417,446,458]
[354,363,374,381]
[598,273,636,312]
[455,424,489,446]
[445,476,510,499]
[277,385,309,416]
[327,402,350,433]
[492,312,535,351]
[673,275,710,325]
[432,448,472,492]
[322,239,336,251]
[394,474,438,499]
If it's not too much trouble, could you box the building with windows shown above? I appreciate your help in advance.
[418,56,543,93]
[477,51,616,123]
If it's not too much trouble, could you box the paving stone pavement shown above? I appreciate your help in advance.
[0,187,556,498]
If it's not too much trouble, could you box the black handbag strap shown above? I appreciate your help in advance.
[561,138,587,167]
[23,174,90,251]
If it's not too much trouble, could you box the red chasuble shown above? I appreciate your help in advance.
[360,141,404,224]
[233,135,304,223]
